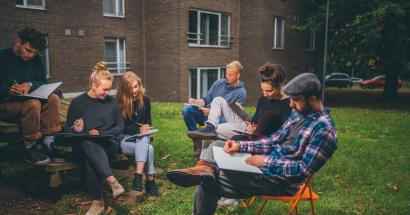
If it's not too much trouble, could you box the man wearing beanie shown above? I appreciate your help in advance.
[167,73,338,215]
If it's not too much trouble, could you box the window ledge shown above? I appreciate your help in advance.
[272,48,285,51]
[16,5,46,10]
[103,14,126,19]
[112,73,125,77]
[188,44,231,49]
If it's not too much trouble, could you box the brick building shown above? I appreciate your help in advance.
[0,0,319,104]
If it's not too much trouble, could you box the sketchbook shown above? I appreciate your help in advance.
[184,103,202,108]
[230,111,282,137]
[213,146,262,174]
[52,132,114,139]
[20,82,62,99]
[123,129,159,142]
[229,102,252,122]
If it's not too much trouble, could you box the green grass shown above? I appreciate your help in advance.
[1,103,410,214]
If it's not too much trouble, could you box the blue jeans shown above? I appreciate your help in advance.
[181,105,207,131]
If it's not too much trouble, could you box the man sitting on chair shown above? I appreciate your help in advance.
[167,73,338,215]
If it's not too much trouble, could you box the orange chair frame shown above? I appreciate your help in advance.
[240,176,319,215]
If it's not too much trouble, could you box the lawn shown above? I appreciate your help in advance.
[1,102,410,214]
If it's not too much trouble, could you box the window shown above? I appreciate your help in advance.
[104,38,129,74]
[188,9,231,47]
[39,36,49,77]
[306,31,315,51]
[16,0,46,10]
[273,16,285,49]
[104,0,124,17]
[189,68,226,99]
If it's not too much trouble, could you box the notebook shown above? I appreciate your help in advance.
[19,82,62,99]
[123,129,159,142]
[230,111,282,137]
[213,146,262,174]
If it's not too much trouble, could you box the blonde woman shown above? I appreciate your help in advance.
[66,62,125,215]
[117,72,161,196]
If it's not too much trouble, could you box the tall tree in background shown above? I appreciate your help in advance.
[299,0,409,100]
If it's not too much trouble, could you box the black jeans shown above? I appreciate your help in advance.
[80,139,116,200]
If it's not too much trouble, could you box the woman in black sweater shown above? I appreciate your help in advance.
[66,62,125,215]
[117,72,161,196]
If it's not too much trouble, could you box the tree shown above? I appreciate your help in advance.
[298,0,410,100]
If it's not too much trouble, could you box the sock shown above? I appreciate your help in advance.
[43,135,55,149]
[24,140,36,149]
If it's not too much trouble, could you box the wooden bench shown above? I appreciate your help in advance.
[0,99,133,190]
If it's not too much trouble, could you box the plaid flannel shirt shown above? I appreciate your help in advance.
[239,108,337,187]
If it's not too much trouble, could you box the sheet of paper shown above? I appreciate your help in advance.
[213,146,262,174]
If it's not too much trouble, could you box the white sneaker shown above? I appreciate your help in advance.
[217,197,238,206]
[85,201,104,215]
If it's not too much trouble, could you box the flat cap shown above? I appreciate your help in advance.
[283,73,321,97]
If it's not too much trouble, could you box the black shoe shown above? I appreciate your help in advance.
[25,148,51,166]
[43,145,65,163]
[187,123,216,140]
[132,173,143,191]
[145,180,161,196]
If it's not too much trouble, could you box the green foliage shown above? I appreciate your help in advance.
[299,0,410,98]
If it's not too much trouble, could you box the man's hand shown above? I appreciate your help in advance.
[9,84,23,96]
[72,118,84,132]
[89,129,99,135]
[223,140,240,154]
[19,82,31,94]
[199,107,210,116]
[245,155,266,167]
[188,98,196,104]
[139,124,151,133]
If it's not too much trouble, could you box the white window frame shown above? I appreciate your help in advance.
[103,0,125,18]
[187,9,231,48]
[273,16,285,50]
[306,31,316,51]
[16,0,46,10]
[104,38,129,75]
[189,67,226,99]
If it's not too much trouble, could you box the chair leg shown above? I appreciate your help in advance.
[257,200,268,215]
[308,185,316,215]
[295,204,300,215]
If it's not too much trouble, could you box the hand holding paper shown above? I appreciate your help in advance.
[245,155,266,167]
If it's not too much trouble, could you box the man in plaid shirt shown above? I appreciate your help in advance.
[167,73,338,215]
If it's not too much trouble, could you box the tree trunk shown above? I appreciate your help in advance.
[383,66,399,101]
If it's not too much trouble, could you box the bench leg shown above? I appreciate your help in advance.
[49,172,62,188]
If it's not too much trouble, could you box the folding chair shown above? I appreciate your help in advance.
[256,176,319,215]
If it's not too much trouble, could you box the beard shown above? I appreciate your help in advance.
[300,101,314,117]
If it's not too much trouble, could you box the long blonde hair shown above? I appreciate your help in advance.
[90,61,113,88]
[117,72,145,119]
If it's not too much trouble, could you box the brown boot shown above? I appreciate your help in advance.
[166,160,216,187]
[192,138,202,161]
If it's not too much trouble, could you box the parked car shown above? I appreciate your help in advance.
[350,77,363,83]
[359,75,403,89]
[325,73,353,88]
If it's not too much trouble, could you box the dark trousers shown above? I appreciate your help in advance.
[80,140,114,200]
[193,170,296,215]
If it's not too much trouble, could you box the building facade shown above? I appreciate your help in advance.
[0,0,319,104]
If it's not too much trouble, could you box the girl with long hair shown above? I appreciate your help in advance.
[117,72,161,196]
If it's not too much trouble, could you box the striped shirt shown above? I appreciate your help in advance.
[239,108,337,191]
